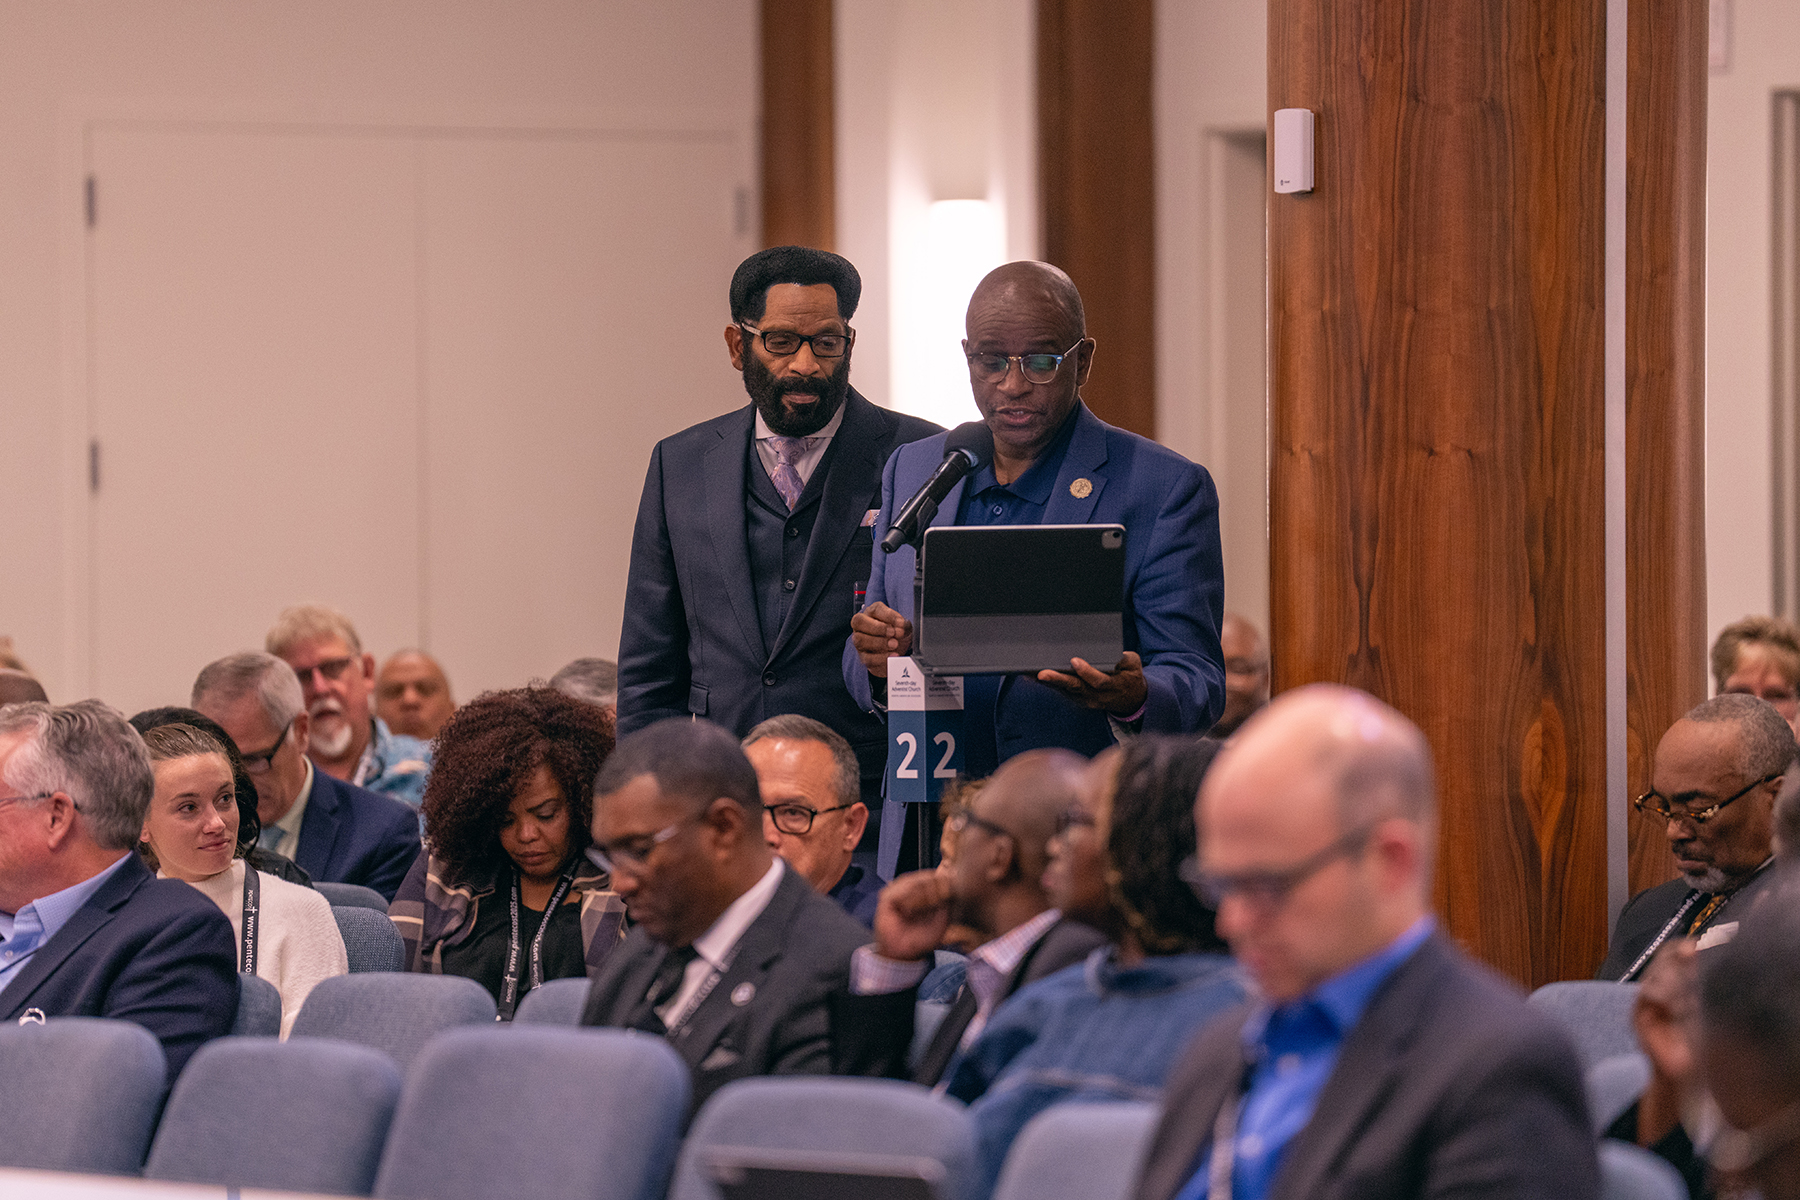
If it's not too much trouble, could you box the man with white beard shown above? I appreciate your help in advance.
[266,604,431,809]
[1597,693,1794,980]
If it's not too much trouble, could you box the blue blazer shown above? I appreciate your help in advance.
[0,853,238,1085]
[843,403,1226,764]
[616,389,940,782]
[296,770,422,901]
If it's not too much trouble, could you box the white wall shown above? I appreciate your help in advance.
[1705,0,1800,644]
[0,1,756,704]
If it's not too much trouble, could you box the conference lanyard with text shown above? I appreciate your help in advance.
[497,866,577,1021]
[239,863,261,975]
[661,942,742,1037]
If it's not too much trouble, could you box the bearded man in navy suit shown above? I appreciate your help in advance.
[617,247,941,813]
[847,261,1227,776]
[0,700,237,1085]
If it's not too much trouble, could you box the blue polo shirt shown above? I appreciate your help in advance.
[952,410,1081,776]
[0,853,132,993]
[1174,916,1436,1200]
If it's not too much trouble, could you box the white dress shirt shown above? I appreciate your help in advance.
[753,403,844,494]
[655,857,787,1029]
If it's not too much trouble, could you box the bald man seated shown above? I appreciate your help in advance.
[834,749,1107,1086]
[1208,613,1269,738]
[1134,685,1597,1200]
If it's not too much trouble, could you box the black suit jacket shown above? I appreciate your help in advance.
[0,853,238,1085]
[579,863,873,1114]
[1134,933,1598,1200]
[833,915,1109,1086]
[1595,867,1781,980]
[295,769,422,901]
[615,391,941,790]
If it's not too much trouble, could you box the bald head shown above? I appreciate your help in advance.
[0,670,48,707]
[1200,685,1436,1001]
[981,748,1089,886]
[1212,613,1271,737]
[967,261,1086,346]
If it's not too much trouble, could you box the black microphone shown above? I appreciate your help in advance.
[881,421,994,553]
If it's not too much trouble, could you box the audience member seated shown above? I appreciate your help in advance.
[1712,615,1800,737]
[1599,694,1793,981]
[1775,765,1800,863]
[389,687,626,1018]
[375,648,456,741]
[742,715,879,925]
[946,737,1246,1199]
[193,652,421,900]
[0,700,237,1084]
[1697,871,1800,1200]
[130,706,314,887]
[1134,685,1596,1200]
[837,749,1107,1086]
[138,722,347,1036]
[0,669,48,706]
[1604,939,1715,1200]
[266,603,432,808]
[1208,612,1269,738]
[549,656,619,717]
[580,717,873,1114]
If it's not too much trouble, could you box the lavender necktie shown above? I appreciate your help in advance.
[768,436,810,510]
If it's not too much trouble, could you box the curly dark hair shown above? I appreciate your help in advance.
[1105,735,1227,956]
[423,687,614,880]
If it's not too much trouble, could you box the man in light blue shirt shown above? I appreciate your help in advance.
[1135,685,1596,1200]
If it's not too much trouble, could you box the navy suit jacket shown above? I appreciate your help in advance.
[295,769,421,901]
[0,853,238,1085]
[616,390,941,784]
[844,403,1227,763]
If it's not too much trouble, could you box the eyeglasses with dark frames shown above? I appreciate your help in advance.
[966,338,1085,385]
[739,323,852,359]
[1633,773,1781,825]
[1179,823,1378,912]
[949,808,1015,841]
[240,719,295,776]
[764,802,856,836]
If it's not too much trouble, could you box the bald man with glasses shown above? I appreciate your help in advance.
[1596,693,1794,981]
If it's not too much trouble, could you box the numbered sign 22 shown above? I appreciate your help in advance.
[885,656,964,809]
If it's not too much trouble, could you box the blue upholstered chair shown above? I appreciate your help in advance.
[0,1017,165,1173]
[145,1036,401,1194]
[669,1077,979,1200]
[511,976,591,1025]
[316,881,393,912]
[1526,980,1641,1068]
[1599,1139,1687,1200]
[992,1101,1160,1200]
[332,904,407,972]
[290,972,495,1071]
[1587,1052,1653,1134]
[233,971,283,1037]
[374,1026,689,1200]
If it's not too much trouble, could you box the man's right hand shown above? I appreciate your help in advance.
[871,869,952,963]
[851,602,914,677]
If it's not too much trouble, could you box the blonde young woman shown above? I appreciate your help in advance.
[138,723,347,1036]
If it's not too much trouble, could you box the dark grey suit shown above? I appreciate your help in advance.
[615,390,941,803]
[1134,933,1598,1200]
[1595,865,1780,980]
[579,864,872,1114]
[832,916,1109,1086]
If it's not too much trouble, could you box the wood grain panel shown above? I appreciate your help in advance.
[1624,0,1707,899]
[760,0,834,250]
[1038,0,1155,438]
[1268,0,1610,986]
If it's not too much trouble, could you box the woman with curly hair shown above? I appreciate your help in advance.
[944,736,1248,1199]
[388,687,626,1017]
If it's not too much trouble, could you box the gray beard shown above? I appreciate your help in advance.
[1681,864,1729,893]
[310,714,354,759]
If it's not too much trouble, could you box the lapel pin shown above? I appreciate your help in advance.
[731,982,756,1007]
[1070,478,1093,499]
[18,1008,46,1026]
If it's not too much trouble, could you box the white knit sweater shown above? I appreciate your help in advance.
[168,860,349,1037]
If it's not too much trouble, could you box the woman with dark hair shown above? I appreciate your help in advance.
[388,687,626,1017]
[945,736,1248,1199]
[129,706,313,885]
[137,722,347,1036]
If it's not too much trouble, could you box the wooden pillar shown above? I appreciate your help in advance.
[1270,0,1608,986]
[1038,0,1156,438]
[1624,0,1708,897]
[760,0,835,251]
